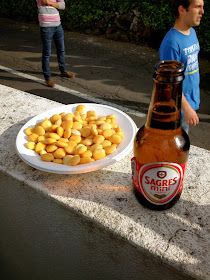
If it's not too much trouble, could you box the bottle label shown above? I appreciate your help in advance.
[131,159,187,205]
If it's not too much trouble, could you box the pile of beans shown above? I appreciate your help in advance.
[24,105,123,166]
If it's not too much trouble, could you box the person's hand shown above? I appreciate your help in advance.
[41,0,58,8]
[181,93,199,126]
[183,105,199,126]
[41,0,49,5]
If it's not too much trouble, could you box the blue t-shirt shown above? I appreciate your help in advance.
[159,28,200,111]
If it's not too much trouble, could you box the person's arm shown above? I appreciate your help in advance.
[41,0,59,9]
[181,93,199,126]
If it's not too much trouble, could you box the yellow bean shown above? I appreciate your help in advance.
[110,121,117,128]
[35,122,42,128]
[69,155,80,166]
[25,127,34,136]
[93,149,106,160]
[55,140,68,148]
[91,126,98,136]
[102,140,112,148]
[34,125,45,136]
[81,127,91,137]
[41,118,52,131]
[76,105,86,114]
[74,115,83,123]
[82,138,93,146]
[35,142,46,154]
[60,112,66,118]
[65,113,74,120]
[74,145,87,155]
[46,144,58,153]
[53,159,63,164]
[68,140,77,148]
[87,110,97,117]
[109,134,122,144]
[62,120,73,129]
[46,133,60,140]
[93,135,105,144]
[79,157,91,164]
[50,114,61,123]
[81,150,92,158]
[71,129,81,136]
[70,135,81,143]
[55,118,62,126]
[75,144,85,149]
[28,133,39,143]
[54,148,66,159]
[111,129,116,135]
[74,111,80,117]
[81,114,87,120]
[104,144,117,155]
[97,117,106,121]
[95,120,105,126]
[25,142,36,150]
[57,126,64,137]
[41,153,54,162]
[87,134,94,139]
[100,123,112,130]
[50,124,59,132]
[40,150,47,155]
[59,138,69,142]
[87,116,97,122]
[64,145,75,154]
[63,155,74,165]
[90,144,103,152]
[102,129,113,138]
[117,131,124,138]
[37,135,46,142]
[116,126,122,132]
[43,137,57,145]
[72,122,83,130]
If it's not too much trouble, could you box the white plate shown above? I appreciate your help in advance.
[16,103,137,174]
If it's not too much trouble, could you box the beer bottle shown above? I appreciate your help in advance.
[131,60,190,210]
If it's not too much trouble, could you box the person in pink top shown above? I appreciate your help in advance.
[36,0,75,87]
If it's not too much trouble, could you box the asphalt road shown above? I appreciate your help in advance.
[0,17,209,150]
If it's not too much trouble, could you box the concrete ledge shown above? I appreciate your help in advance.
[0,84,210,279]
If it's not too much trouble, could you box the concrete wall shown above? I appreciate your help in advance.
[0,171,194,280]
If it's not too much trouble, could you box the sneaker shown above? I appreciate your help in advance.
[60,71,75,78]
[45,79,55,88]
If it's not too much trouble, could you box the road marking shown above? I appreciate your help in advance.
[0,65,146,117]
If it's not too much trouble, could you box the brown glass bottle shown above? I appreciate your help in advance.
[132,60,190,210]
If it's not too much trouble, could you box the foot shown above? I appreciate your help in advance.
[60,71,75,78]
[45,79,55,88]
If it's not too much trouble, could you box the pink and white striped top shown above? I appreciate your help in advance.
[36,0,65,27]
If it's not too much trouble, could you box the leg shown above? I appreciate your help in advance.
[54,24,67,73]
[40,27,54,80]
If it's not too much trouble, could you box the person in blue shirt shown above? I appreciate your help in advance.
[159,0,204,133]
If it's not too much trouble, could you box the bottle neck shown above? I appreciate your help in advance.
[146,80,182,130]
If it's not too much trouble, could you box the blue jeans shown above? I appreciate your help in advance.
[40,24,67,80]
[181,115,189,134]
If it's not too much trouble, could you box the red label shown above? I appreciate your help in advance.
[131,158,187,205]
